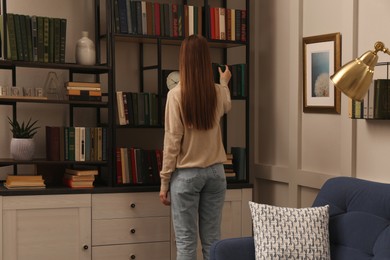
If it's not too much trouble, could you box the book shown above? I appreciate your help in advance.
[46,126,61,161]
[5,175,46,189]
[66,89,102,96]
[59,18,67,63]
[374,79,390,119]
[64,173,95,181]
[31,15,38,61]
[118,0,128,33]
[117,91,126,125]
[63,178,94,188]
[37,16,44,62]
[231,147,246,181]
[65,168,98,176]
[126,0,133,34]
[65,81,101,88]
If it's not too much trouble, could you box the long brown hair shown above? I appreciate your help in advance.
[179,35,217,130]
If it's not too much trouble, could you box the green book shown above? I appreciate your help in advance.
[13,14,24,60]
[48,18,54,63]
[374,79,390,119]
[37,16,44,62]
[43,17,49,62]
[31,15,38,61]
[25,15,33,62]
[19,15,29,61]
[6,13,18,60]
[67,126,76,161]
[59,18,66,63]
[53,18,61,63]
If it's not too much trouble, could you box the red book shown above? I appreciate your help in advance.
[154,3,161,36]
[184,5,189,37]
[130,147,138,184]
[146,2,153,35]
[226,8,231,41]
[63,178,94,188]
[172,4,178,37]
[240,10,247,42]
[209,7,215,39]
[116,147,123,184]
[214,8,220,40]
[46,126,60,161]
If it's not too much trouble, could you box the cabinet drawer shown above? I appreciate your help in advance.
[92,242,170,260]
[92,192,169,219]
[92,216,170,245]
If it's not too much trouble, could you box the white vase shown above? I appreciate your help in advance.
[10,138,35,161]
[75,31,96,65]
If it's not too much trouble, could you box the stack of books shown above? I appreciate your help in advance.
[224,153,236,180]
[65,81,102,101]
[63,168,98,188]
[4,175,46,189]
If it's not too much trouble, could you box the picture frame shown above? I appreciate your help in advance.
[303,32,341,113]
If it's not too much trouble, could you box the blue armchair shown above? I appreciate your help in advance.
[210,177,390,260]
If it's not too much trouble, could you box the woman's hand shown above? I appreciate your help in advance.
[160,190,171,206]
[218,65,232,86]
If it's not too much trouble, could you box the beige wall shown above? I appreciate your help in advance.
[251,0,390,208]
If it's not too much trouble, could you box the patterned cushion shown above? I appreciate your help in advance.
[249,202,330,260]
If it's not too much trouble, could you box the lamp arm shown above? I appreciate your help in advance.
[374,41,390,56]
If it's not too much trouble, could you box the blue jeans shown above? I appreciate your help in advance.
[170,163,227,260]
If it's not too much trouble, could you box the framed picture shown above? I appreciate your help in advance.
[303,32,341,113]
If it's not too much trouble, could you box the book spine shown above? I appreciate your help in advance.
[25,15,33,61]
[6,13,18,60]
[59,18,66,63]
[37,16,44,62]
[116,147,123,184]
[154,3,160,36]
[126,0,133,34]
[53,18,61,63]
[43,17,49,62]
[13,14,24,60]
[31,15,38,61]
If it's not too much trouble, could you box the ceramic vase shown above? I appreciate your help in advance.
[10,138,35,161]
[75,31,96,65]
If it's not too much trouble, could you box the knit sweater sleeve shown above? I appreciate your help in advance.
[160,89,183,192]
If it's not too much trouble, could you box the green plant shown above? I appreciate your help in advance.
[7,117,40,138]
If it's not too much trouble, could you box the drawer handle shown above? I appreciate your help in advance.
[130,203,136,208]
[130,228,136,234]
[83,245,89,250]
[129,255,136,259]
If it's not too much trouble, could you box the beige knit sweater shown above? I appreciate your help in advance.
[160,82,232,192]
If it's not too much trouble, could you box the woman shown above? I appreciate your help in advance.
[159,34,232,260]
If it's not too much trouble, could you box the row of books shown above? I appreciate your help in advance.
[114,1,202,37]
[350,79,390,119]
[212,63,247,98]
[116,147,162,185]
[208,7,247,42]
[46,126,107,162]
[117,91,159,126]
[5,13,67,63]
[65,81,102,102]
[63,168,98,188]
[113,1,247,42]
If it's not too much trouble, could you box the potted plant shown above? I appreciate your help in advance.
[8,117,40,160]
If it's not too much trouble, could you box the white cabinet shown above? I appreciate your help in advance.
[2,194,91,260]
[91,192,171,260]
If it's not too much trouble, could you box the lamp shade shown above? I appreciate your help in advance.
[330,50,378,101]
